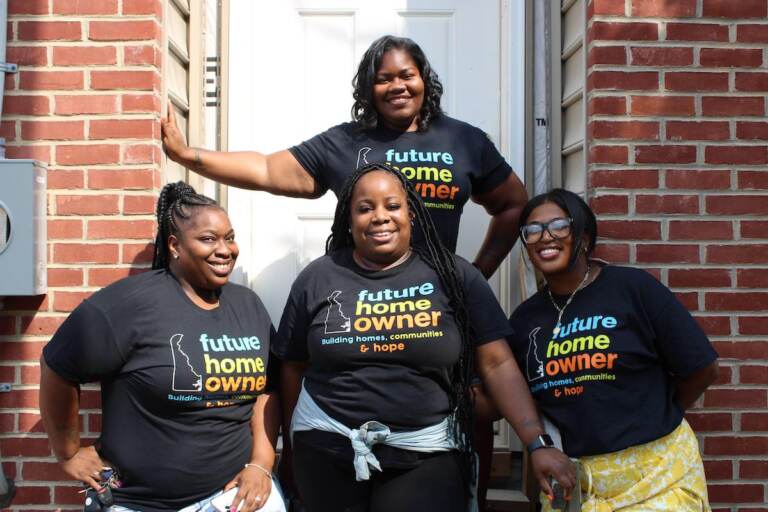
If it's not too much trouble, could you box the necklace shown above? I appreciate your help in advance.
[547,265,591,337]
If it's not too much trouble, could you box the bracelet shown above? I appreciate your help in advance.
[194,148,202,168]
[244,462,272,477]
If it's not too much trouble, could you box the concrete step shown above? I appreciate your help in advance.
[485,488,531,512]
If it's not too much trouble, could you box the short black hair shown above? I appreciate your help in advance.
[351,35,443,132]
[519,188,597,266]
[152,181,220,270]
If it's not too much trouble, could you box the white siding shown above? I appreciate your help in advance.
[560,0,586,194]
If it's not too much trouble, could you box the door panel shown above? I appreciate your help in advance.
[228,0,510,319]
[227,0,526,455]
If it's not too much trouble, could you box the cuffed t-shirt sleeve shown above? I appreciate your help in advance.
[288,129,337,193]
[470,132,513,195]
[273,278,311,362]
[645,282,718,378]
[43,300,127,383]
[460,259,515,345]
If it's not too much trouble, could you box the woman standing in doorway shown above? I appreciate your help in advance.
[162,34,526,278]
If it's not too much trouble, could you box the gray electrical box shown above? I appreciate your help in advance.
[0,159,47,295]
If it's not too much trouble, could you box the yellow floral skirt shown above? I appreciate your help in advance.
[541,419,710,511]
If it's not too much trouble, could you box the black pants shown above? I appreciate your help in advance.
[293,431,469,512]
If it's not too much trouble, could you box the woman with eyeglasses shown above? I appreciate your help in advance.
[508,189,718,511]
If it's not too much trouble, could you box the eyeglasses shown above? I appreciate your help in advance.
[520,217,573,244]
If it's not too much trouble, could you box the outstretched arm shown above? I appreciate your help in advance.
[161,106,324,198]
[475,340,576,498]
[39,357,105,490]
[471,173,528,278]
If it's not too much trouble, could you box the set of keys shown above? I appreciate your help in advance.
[82,468,121,512]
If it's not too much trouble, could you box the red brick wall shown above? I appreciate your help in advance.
[0,0,162,508]
[587,0,768,510]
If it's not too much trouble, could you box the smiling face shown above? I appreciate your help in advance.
[349,170,412,267]
[372,48,425,132]
[169,206,238,294]
[523,202,583,278]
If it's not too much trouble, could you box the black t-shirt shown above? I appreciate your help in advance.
[273,250,512,431]
[43,270,276,512]
[288,115,513,251]
[508,265,718,457]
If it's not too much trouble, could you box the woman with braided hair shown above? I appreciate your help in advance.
[273,163,574,511]
[40,182,281,512]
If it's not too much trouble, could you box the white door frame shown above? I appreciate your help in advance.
[223,0,529,453]
[497,0,528,315]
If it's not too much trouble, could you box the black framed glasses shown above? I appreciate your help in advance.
[520,217,573,244]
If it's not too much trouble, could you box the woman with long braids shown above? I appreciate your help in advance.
[509,189,718,511]
[273,164,574,511]
[40,182,280,512]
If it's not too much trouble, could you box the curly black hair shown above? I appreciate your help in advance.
[351,35,443,132]
[152,181,220,270]
[326,163,475,493]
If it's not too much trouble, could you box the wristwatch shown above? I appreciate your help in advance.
[526,434,555,454]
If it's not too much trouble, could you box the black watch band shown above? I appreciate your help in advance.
[526,434,554,454]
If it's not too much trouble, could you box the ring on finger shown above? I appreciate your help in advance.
[255,496,262,502]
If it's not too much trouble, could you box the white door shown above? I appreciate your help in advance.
[226,0,528,454]
[226,0,526,321]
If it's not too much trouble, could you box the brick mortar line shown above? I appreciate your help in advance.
[700,457,768,462]
[4,92,160,94]
[590,41,768,48]
[44,264,150,267]
[8,39,162,44]
[697,430,768,435]
[594,260,768,265]
[55,239,154,243]
[706,336,768,340]
[13,66,161,71]
[590,142,768,146]
[50,192,157,196]
[8,17,161,23]
[708,384,768,388]
[587,111,767,118]
[35,141,162,144]
[587,91,768,99]
[592,191,768,196]
[590,167,768,172]
[592,190,768,194]
[589,17,768,25]
[589,65,767,71]
[5,112,158,118]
